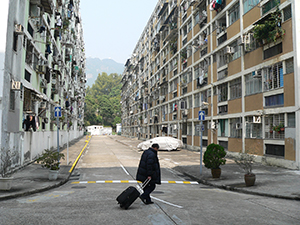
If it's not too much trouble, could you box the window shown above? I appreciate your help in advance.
[263,62,283,91]
[194,66,200,79]
[188,96,193,109]
[230,78,242,99]
[218,105,228,114]
[285,58,294,74]
[194,93,200,107]
[245,116,262,138]
[283,4,292,21]
[243,0,260,14]
[263,43,282,60]
[245,72,262,95]
[218,83,228,102]
[230,118,242,138]
[229,41,241,62]
[262,0,280,15]
[229,3,240,26]
[25,69,31,82]
[217,49,227,68]
[194,11,200,25]
[218,119,228,137]
[219,141,228,151]
[287,113,295,127]
[13,34,18,52]
[27,22,34,37]
[10,90,15,110]
[187,20,192,33]
[264,113,284,140]
[265,93,284,107]
[218,69,228,80]
[265,144,284,157]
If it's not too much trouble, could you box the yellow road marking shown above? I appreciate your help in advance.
[71,180,198,185]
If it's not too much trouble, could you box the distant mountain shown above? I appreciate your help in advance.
[85,57,124,87]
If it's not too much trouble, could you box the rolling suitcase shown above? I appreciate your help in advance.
[116,178,150,209]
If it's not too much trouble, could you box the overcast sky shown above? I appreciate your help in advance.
[0,0,9,53]
[0,0,158,65]
[80,0,158,64]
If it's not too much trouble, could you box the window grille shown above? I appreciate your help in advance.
[218,83,228,102]
[283,4,292,21]
[263,62,283,91]
[262,0,279,15]
[264,114,285,140]
[245,116,262,138]
[230,78,242,99]
[230,118,242,138]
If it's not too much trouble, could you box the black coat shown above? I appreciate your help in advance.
[136,148,161,184]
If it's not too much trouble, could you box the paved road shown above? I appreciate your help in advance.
[1,136,299,225]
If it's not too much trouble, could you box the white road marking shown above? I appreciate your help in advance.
[71,180,198,185]
[120,164,130,175]
[151,196,183,209]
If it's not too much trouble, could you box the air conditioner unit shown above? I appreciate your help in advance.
[235,123,242,130]
[14,24,24,35]
[226,46,235,54]
[238,35,245,45]
[183,109,188,115]
[252,71,262,78]
[253,115,261,123]
[245,33,251,44]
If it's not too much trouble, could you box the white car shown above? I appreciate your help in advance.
[137,137,183,151]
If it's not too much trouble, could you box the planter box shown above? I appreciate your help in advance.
[0,177,13,190]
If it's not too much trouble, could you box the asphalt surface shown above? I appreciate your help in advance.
[1,135,300,201]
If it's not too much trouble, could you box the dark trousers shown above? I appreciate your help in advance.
[141,183,156,202]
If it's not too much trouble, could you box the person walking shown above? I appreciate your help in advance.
[136,143,161,204]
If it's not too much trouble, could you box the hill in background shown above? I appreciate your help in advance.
[86,57,124,87]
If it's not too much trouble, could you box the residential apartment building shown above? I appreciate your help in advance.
[0,0,86,167]
[121,0,300,169]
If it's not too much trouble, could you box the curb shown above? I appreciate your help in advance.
[0,136,91,202]
[179,171,300,201]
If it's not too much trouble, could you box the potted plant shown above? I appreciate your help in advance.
[36,149,65,181]
[272,123,284,133]
[234,152,256,186]
[203,143,226,178]
[0,148,16,190]
[253,5,285,45]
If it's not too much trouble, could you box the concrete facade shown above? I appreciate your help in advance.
[121,0,299,169]
[1,0,86,168]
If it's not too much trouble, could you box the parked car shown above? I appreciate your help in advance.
[137,137,183,151]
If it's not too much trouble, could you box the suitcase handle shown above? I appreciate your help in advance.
[141,177,151,189]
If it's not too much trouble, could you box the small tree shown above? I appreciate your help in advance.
[0,149,15,178]
[36,149,65,170]
[234,152,256,175]
[203,143,226,169]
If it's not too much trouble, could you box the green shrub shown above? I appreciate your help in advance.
[203,143,226,169]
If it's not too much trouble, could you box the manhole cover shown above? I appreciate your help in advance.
[71,186,86,189]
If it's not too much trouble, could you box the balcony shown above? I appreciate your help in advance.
[41,0,54,15]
